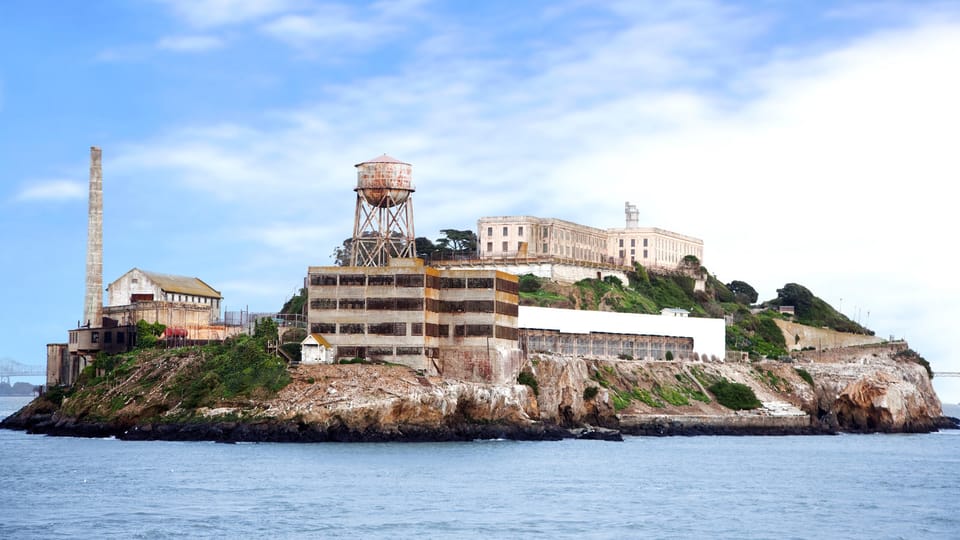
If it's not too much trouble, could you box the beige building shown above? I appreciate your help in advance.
[477,201,703,270]
[103,268,231,339]
[306,258,522,383]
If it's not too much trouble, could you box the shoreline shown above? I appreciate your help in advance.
[4,407,956,442]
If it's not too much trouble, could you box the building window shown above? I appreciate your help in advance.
[487,242,493,252]
[619,250,625,259]
[518,242,523,251]
[643,249,648,258]
[518,226,524,236]
[104,331,112,344]
[643,238,648,247]
[117,332,124,344]
[502,226,508,236]
[487,227,492,236]
[502,241,508,252]
[630,239,635,247]
[619,239,623,247]
[542,243,548,254]
[91,331,99,343]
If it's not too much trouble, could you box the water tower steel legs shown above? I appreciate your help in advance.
[351,194,416,267]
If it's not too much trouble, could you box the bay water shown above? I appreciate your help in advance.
[2,396,958,539]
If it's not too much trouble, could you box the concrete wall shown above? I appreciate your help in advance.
[775,319,885,351]
[103,302,224,338]
[434,259,629,285]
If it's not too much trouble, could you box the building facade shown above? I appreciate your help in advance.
[306,258,522,383]
[477,201,704,271]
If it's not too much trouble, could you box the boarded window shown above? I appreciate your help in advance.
[395,274,425,287]
[496,301,518,317]
[368,347,394,356]
[425,323,440,337]
[439,301,464,313]
[440,277,466,289]
[311,274,338,286]
[366,298,396,310]
[465,324,493,337]
[311,323,336,334]
[438,324,449,337]
[396,347,423,355]
[468,278,493,289]
[339,274,366,286]
[464,300,494,313]
[367,275,394,286]
[339,299,365,310]
[411,323,423,336]
[339,324,365,334]
[496,278,519,295]
[310,298,336,309]
[396,298,424,311]
[368,322,406,336]
[425,274,441,290]
[495,325,518,341]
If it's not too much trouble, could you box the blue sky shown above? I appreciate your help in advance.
[2,0,959,401]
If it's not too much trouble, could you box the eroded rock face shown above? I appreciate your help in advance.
[800,344,943,433]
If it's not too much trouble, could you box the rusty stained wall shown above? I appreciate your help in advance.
[103,302,225,338]
[305,260,521,380]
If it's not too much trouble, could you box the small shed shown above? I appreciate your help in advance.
[301,333,334,365]
[660,308,690,318]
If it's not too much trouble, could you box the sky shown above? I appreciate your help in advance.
[1,0,959,402]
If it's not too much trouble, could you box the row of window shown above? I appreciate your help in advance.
[310,322,518,339]
[309,297,518,316]
[337,346,440,359]
[521,333,693,358]
[310,273,515,291]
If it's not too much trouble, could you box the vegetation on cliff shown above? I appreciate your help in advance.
[46,319,291,423]
[518,263,871,361]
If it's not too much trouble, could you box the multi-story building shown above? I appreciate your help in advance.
[477,201,704,270]
[306,258,522,383]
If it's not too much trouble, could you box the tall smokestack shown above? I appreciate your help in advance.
[82,146,103,327]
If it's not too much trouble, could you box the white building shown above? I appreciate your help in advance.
[518,306,726,361]
[301,333,334,364]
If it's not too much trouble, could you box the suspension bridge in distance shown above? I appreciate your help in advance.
[0,360,45,384]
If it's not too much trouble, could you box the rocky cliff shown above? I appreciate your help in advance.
[2,341,955,441]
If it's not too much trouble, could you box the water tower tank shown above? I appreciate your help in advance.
[354,154,414,208]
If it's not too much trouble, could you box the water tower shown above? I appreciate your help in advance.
[350,154,416,266]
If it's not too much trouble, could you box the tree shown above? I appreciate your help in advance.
[775,283,814,314]
[254,317,278,343]
[727,280,759,304]
[331,238,353,266]
[415,237,438,259]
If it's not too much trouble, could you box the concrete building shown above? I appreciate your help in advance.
[306,258,522,383]
[477,201,704,271]
[518,306,726,362]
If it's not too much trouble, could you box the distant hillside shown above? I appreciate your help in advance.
[518,263,873,361]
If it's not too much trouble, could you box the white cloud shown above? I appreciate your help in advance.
[109,5,960,397]
[14,180,86,202]
[156,35,225,52]
[159,0,300,28]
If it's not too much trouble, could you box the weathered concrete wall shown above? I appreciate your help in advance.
[775,319,884,351]
[620,413,811,429]
[435,260,629,285]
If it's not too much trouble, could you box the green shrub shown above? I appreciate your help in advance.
[665,351,674,360]
[583,386,599,400]
[517,370,539,396]
[794,367,814,386]
[708,380,761,410]
[617,353,633,360]
[518,274,542,293]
